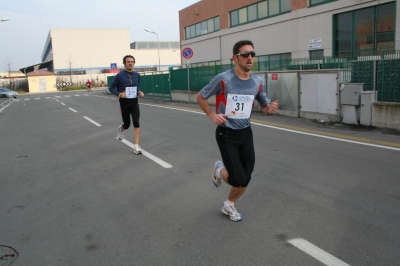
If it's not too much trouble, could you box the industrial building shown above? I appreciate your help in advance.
[19,28,180,76]
[179,0,398,67]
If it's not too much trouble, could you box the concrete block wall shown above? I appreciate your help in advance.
[372,102,400,130]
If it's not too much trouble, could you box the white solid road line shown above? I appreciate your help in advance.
[119,138,173,168]
[141,103,205,115]
[69,108,78,113]
[251,122,400,152]
[83,116,101,127]
[288,239,351,266]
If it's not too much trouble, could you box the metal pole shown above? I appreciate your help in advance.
[187,59,190,103]
[144,29,161,72]
[156,33,161,72]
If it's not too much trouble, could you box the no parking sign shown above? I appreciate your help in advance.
[182,48,194,59]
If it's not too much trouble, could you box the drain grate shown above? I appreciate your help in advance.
[0,246,18,266]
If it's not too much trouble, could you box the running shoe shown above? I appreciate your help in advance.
[212,161,224,188]
[133,145,142,155]
[222,205,242,222]
[117,125,124,140]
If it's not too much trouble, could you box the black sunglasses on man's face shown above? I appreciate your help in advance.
[235,51,256,58]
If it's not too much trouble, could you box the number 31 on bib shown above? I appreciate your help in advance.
[225,93,254,119]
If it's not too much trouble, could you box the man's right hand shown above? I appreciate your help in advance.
[210,113,228,125]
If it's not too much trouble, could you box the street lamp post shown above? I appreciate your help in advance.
[144,29,161,72]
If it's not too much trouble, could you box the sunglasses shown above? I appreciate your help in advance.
[235,51,256,58]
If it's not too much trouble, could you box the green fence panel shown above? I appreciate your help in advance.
[350,61,375,91]
[140,72,170,99]
[170,68,187,91]
[378,51,400,102]
[107,76,115,87]
[170,64,232,92]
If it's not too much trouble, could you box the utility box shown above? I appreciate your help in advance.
[360,91,376,126]
[340,83,363,105]
[340,83,363,124]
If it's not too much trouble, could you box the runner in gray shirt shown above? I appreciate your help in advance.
[196,40,279,222]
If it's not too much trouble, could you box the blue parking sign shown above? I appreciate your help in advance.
[110,63,117,69]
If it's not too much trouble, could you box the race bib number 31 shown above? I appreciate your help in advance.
[225,93,254,119]
[126,86,137,98]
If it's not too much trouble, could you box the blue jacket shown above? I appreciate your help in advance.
[109,70,141,97]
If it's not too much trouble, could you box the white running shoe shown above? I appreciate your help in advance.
[212,161,224,188]
[133,145,142,155]
[117,125,124,140]
[222,205,242,222]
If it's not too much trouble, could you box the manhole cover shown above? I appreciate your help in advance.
[0,246,18,266]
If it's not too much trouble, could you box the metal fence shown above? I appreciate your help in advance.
[104,51,400,103]
[167,50,400,102]
[139,72,171,99]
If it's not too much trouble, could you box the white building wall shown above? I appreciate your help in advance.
[42,29,181,72]
[181,0,398,67]
[49,28,131,70]
[131,49,181,69]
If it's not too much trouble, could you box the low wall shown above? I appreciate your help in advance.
[372,102,400,130]
[170,90,399,130]
[171,90,215,105]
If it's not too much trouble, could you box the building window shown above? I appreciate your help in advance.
[310,50,324,59]
[185,17,220,39]
[230,0,291,27]
[334,2,395,57]
[258,53,291,71]
[310,0,337,7]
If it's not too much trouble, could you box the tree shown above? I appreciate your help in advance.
[3,57,13,90]
[67,55,73,84]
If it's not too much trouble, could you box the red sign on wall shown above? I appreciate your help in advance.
[271,73,278,80]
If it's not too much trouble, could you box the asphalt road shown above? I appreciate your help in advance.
[1,90,400,266]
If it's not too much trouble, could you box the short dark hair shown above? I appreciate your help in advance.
[123,55,135,64]
[233,40,254,55]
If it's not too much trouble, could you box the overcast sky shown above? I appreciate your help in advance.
[1,0,199,70]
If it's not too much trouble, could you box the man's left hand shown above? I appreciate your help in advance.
[267,100,279,115]
[138,91,144,97]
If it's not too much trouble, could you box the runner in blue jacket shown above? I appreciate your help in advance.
[109,55,144,154]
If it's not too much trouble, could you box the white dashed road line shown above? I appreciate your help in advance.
[35,98,40,100]
[0,104,10,113]
[69,108,78,113]
[24,99,30,101]
[60,102,66,106]
[119,138,173,168]
[83,116,101,127]
[288,238,351,266]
